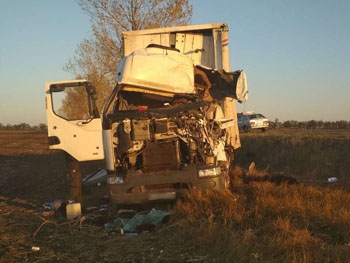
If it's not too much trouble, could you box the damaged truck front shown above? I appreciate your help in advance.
[45,23,248,206]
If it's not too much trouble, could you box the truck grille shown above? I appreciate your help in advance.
[142,139,180,172]
[130,183,190,193]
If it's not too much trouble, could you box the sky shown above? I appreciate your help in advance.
[0,0,349,125]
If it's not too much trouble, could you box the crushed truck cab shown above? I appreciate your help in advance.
[45,23,248,205]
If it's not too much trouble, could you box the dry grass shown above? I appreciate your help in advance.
[1,130,350,262]
[170,130,350,262]
[235,129,350,189]
[172,183,350,262]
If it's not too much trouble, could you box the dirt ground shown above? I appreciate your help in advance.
[0,131,203,263]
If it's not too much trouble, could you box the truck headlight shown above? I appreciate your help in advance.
[198,167,221,177]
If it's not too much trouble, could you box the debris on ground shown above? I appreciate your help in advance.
[43,199,62,211]
[105,208,171,235]
[303,177,339,184]
[66,202,82,220]
[42,199,62,217]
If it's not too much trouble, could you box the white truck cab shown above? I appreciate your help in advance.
[45,23,248,206]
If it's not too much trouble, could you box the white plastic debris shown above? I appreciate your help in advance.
[31,246,40,252]
[328,177,338,183]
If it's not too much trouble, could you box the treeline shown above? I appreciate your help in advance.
[270,120,350,129]
[0,123,47,131]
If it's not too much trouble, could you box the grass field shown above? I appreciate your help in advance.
[0,130,349,262]
[171,130,350,262]
[236,129,350,188]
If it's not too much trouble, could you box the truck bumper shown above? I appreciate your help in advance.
[107,165,226,205]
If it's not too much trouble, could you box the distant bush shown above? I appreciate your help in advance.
[272,120,350,129]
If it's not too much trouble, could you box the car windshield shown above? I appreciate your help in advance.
[255,114,265,118]
[238,113,266,119]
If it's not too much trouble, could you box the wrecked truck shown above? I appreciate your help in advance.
[45,23,248,205]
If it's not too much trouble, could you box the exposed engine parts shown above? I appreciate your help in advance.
[111,101,230,176]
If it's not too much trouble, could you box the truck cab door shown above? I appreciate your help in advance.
[45,80,104,161]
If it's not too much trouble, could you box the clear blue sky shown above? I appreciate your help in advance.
[1,0,349,125]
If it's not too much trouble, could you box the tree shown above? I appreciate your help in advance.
[65,0,193,111]
[38,123,48,131]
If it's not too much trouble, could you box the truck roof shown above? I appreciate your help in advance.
[117,46,195,94]
[122,23,228,36]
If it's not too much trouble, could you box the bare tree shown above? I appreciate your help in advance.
[65,0,193,111]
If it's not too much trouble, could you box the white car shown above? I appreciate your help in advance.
[238,112,269,132]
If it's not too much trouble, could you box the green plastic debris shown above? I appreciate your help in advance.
[105,208,171,233]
